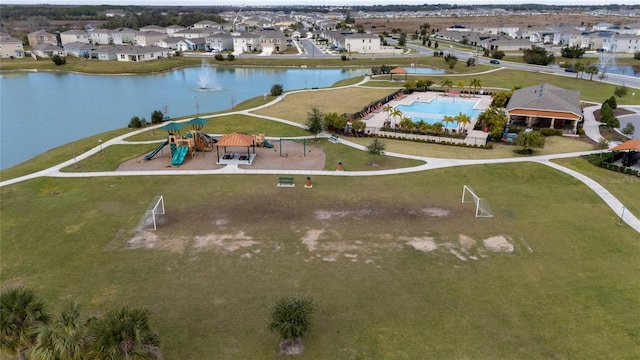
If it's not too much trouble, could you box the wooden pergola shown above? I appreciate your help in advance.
[215,133,256,164]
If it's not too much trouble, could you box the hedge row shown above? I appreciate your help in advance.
[376,133,493,149]
[583,153,640,176]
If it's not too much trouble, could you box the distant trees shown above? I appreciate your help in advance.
[128,115,147,128]
[561,45,586,59]
[444,53,457,69]
[150,110,164,124]
[522,47,554,65]
[585,65,599,80]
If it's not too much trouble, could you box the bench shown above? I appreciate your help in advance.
[329,135,339,143]
[277,177,295,187]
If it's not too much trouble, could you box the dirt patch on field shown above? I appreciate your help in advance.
[405,234,516,261]
[483,235,515,253]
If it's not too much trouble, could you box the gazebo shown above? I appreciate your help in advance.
[390,67,408,81]
[215,133,256,164]
[611,139,640,168]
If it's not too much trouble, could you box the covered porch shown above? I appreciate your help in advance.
[508,109,582,135]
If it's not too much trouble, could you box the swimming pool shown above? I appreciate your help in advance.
[396,98,482,127]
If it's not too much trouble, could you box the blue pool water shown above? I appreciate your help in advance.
[400,67,446,75]
[396,98,482,127]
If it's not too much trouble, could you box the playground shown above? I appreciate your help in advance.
[118,138,326,171]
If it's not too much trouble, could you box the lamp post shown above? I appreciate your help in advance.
[98,139,103,153]
[619,206,626,226]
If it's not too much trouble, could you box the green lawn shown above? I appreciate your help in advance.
[3,56,640,360]
[2,164,638,359]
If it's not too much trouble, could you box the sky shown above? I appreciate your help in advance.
[2,0,639,6]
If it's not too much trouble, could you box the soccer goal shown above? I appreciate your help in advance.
[136,195,165,231]
[462,185,494,218]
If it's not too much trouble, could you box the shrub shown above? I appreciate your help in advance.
[214,54,224,61]
[341,55,348,61]
[129,116,143,128]
[270,84,284,96]
[51,54,66,65]
[540,128,562,136]
[227,54,235,61]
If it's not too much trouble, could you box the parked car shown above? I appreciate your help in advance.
[489,59,500,64]
[565,67,576,73]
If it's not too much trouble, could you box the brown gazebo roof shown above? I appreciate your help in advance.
[390,67,408,74]
[215,133,255,147]
[611,139,640,151]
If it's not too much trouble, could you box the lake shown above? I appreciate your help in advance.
[0,66,373,169]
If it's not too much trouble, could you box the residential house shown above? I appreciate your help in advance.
[0,36,25,58]
[255,29,288,53]
[31,43,65,58]
[134,31,165,46]
[232,32,261,53]
[604,34,640,53]
[139,25,166,33]
[192,20,222,29]
[205,33,234,52]
[165,25,186,37]
[483,38,531,51]
[112,28,137,45]
[506,84,582,135]
[94,46,118,61]
[27,30,58,47]
[63,41,96,58]
[105,9,126,17]
[60,30,91,45]
[157,37,182,50]
[115,45,167,62]
[172,28,218,39]
[90,29,112,45]
[343,33,382,54]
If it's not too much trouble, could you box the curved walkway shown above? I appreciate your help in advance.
[1,77,638,234]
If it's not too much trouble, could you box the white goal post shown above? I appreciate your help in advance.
[136,196,165,231]
[462,185,494,218]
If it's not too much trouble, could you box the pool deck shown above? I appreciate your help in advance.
[361,91,493,146]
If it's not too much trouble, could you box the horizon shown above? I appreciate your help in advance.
[3,0,639,6]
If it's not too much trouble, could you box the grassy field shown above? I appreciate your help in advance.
[1,164,639,359]
[3,55,640,359]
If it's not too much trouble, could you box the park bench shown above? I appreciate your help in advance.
[277,177,295,187]
[329,135,339,143]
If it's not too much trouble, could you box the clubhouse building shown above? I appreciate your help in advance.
[506,84,583,135]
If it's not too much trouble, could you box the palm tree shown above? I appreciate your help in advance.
[30,303,86,360]
[382,104,393,122]
[456,80,465,95]
[399,116,415,131]
[87,307,162,360]
[442,115,455,130]
[269,297,314,355]
[1,287,51,360]
[390,108,403,128]
[454,112,472,132]
[440,78,453,93]
[470,78,482,95]
[585,65,599,81]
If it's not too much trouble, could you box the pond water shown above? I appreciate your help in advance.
[396,97,482,127]
[0,66,369,169]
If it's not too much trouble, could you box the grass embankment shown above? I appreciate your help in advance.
[1,164,638,359]
[553,156,640,215]
[251,87,400,124]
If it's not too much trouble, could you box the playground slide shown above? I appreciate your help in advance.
[144,140,168,161]
[171,145,189,166]
[263,139,274,148]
